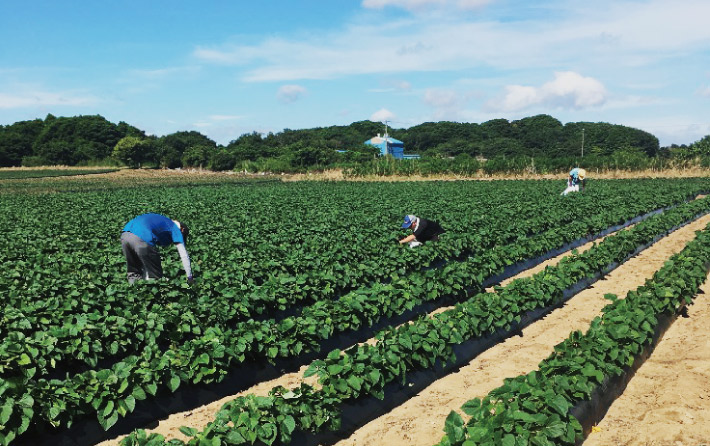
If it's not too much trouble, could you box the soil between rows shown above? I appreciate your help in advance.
[98,213,710,446]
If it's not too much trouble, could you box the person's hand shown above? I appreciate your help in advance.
[394,238,402,245]
[187,275,194,284]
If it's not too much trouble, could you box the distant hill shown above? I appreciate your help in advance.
[0,113,661,168]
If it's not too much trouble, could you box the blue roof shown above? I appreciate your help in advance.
[365,136,403,145]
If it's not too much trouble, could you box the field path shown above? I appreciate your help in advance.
[98,213,710,446]
[583,279,710,446]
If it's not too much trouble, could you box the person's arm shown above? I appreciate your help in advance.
[175,243,193,281]
[399,234,417,244]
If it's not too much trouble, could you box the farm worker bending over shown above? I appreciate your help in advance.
[561,167,586,196]
[399,214,445,248]
[121,213,193,284]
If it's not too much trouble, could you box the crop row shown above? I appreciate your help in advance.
[436,222,710,446]
[107,194,710,446]
[3,191,691,443]
[2,180,703,384]
[0,186,680,382]
[2,179,709,445]
[2,180,706,332]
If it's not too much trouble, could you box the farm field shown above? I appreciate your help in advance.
[2,173,710,446]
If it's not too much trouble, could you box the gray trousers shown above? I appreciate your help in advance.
[121,232,163,284]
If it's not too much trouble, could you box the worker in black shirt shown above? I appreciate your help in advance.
[399,214,445,248]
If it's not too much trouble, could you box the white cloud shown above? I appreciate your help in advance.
[697,86,710,98]
[192,0,710,84]
[370,108,396,122]
[126,66,201,80]
[276,84,307,103]
[487,71,608,112]
[456,0,491,9]
[422,88,474,120]
[361,0,490,11]
[423,88,460,108]
[395,80,412,91]
[368,79,412,93]
[624,117,710,146]
[362,0,446,11]
[0,90,98,109]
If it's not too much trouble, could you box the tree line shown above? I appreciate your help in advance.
[0,113,707,171]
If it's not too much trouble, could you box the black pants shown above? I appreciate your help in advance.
[120,232,163,283]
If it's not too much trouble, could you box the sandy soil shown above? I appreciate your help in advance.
[583,287,710,445]
[98,213,710,446]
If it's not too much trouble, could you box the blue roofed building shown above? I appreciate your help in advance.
[364,133,420,159]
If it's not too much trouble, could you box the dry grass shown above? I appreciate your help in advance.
[282,167,710,182]
[4,166,709,184]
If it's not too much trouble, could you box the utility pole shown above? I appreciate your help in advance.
[384,120,390,156]
[581,127,585,158]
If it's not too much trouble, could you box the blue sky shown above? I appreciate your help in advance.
[1,0,709,147]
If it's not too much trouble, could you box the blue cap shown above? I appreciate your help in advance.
[402,214,417,229]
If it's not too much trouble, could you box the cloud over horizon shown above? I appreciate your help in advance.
[486,71,608,112]
[277,84,307,103]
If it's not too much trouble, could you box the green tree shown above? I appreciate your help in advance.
[35,140,75,165]
[291,143,336,167]
[182,145,212,168]
[208,150,236,171]
[690,135,710,156]
[0,119,45,166]
[113,136,151,167]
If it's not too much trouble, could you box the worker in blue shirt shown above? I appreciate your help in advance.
[121,213,193,284]
[562,167,586,195]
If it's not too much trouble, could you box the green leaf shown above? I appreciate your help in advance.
[547,394,570,416]
[168,375,181,392]
[179,426,198,437]
[99,411,119,431]
[48,405,61,421]
[543,420,566,438]
[0,405,12,425]
[461,398,481,416]
[303,364,318,378]
[347,375,362,391]
[226,430,246,443]
[145,383,158,396]
[443,411,465,443]
[511,410,538,423]
[327,364,344,375]
[103,400,115,417]
[132,386,147,400]
[280,415,296,435]
[124,395,136,412]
